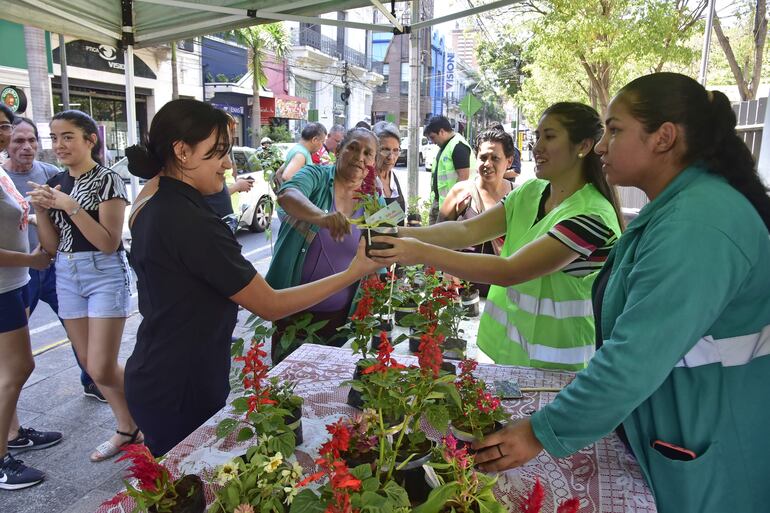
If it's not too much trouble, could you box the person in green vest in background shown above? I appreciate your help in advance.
[424,116,475,224]
[370,103,624,371]
[472,73,770,513]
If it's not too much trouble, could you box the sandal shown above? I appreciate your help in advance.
[90,428,143,462]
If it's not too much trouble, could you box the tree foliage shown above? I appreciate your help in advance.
[230,23,289,146]
[482,0,707,118]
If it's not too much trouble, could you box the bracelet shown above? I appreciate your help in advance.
[69,205,82,217]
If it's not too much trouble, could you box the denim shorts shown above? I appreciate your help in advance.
[55,251,131,319]
[0,285,30,333]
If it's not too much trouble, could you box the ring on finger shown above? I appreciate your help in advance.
[495,444,504,459]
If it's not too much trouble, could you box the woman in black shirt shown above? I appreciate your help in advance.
[126,100,380,456]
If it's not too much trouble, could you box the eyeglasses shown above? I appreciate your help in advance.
[0,123,12,133]
[378,148,400,157]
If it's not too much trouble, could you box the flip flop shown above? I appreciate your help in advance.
[90,428,143,462]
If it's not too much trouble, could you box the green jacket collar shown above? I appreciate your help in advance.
[626,164,704,232]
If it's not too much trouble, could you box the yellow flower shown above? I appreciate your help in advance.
[284,486,298,505]
[234,505,255,513]
[263,452,283,473]
[216,461,239,486]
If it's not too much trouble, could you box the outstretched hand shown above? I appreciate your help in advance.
[348,238,383,278]
[27,182,72,212]
[368,236,424,267]
[471,418,544,472]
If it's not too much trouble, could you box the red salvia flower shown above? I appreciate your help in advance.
[362,337,406,374]
[235,340,274,417]
[557,498,581,513]
[319,419,352,459]
[351,295,374,321]
[418,325,444,378]
[519,477,545,513]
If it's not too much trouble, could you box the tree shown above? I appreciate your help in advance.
[476,37,526,99]
[490,0,707,116]
[23,26,52,123]
[230,24,289,146]
[712,0,767,100]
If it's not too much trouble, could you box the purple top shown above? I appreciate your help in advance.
[300,199,362,312]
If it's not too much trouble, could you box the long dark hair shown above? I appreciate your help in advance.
[126,99,231,179]
[52,110,103,165]
[542,102,625,230]
[618,72,770,232]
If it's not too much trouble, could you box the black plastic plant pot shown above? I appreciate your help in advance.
[347,359,373,410]
[440,361,457,375]
[377,317,394,334]
[395,453,433,506]
[364,226,398,257]
[449,421,506,452]
[408,334,422,353]
[461,288,480,317]
[149,474,205,513]
[371,331,392,351]
[394,302,418,326]
[287,406,304,446]
[443,337,467,360]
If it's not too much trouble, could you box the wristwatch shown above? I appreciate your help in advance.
[69,205,82,217]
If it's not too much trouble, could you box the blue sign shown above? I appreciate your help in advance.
[212,103,245,116]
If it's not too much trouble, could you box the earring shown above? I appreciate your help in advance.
[577,153,584,158]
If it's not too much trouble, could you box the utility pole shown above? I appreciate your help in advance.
[407,0,420,200]
[58,34,70,110]
[171,41,179,100]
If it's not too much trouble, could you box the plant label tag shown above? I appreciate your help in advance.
[365,201,405,227]
[494,380,522,399]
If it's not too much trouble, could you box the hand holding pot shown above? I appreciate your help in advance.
[369,235,425,266]
[348,238,383,278]
[471,418,544,472]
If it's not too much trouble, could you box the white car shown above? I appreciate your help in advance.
[231,146,275,233]
[397,136,439,170]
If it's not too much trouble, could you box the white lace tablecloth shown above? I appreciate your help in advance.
[96,344,656,513]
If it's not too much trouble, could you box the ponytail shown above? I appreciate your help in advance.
[619,72,770,232]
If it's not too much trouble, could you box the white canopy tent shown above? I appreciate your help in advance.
[0,0,530,197]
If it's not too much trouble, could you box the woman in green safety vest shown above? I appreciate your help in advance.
[371,102,624,371]
[471,73,770,513]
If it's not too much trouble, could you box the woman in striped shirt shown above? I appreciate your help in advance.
[370,103,624,370]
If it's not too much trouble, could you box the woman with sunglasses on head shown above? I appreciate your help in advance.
[472,73,770,513]
[125,101,380,456]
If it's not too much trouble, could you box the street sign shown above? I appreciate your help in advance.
[459,93,482,117]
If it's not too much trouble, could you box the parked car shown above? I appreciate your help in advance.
[231,146,275,233]
[396,136,439,169]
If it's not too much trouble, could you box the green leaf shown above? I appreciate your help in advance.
[231,396,248,413]
[236,426,255,442]
[289,489,324,513]
[350,463,374,480]
[216,418,239,439]
[425,404,450,433]
[381,480,410,508]
[226,484,240,506]
[411,482,461,513]
[362,476,380,492]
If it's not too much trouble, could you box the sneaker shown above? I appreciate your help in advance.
[0,454,44,490]
[7,427,63,452]
[83,382,107,403]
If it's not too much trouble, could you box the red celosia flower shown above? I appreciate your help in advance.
[362,337,406,374]
[418,325,444,378]
[519,477,545,513]
[116,444,168,492]
[441,433,470,470]
[357,164,377,195]
[557,498,580,513]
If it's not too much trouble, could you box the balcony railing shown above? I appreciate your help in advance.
[291,28,371,70]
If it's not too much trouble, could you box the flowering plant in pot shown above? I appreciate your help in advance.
[217,339,298,456]
[449,360,510,442]
[458,279,480,317]
[209,442,305,513]
[413,433,506,513]
[102,444,205,513]
[350,165,401,257]
[432,280,467,360]
[290,419,411,513]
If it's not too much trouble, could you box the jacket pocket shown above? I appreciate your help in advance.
[646,440,728,513]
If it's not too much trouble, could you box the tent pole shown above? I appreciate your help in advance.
[407,0,420,204]
[123,0,139,201]
[58,34,71,110]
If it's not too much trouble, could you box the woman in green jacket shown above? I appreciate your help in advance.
[473,73,770,513]
[372,104,624,370]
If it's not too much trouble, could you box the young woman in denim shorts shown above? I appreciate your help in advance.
[0,104,63,489]
[28,110,140,462]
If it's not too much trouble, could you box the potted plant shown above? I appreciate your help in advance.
[266,377,304,445]
[413,434,506,513]
[208,443,305,513]
[459,280,480,317]
[449,359,510,443]
[101,444,205,513]
[217,339,297,456]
